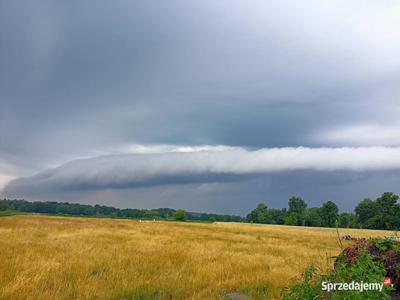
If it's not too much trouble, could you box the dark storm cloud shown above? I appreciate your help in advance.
[1,1,400,211]
[6,169,400,215]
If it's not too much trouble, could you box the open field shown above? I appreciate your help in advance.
[0,215,394,299]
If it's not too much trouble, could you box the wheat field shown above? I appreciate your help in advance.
[0,215,393,300]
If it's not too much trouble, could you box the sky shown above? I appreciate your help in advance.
[1,1,400,215]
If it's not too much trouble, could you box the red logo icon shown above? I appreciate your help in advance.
[383,277,392,287]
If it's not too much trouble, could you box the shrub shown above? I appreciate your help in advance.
[337,238,400,291]
[173,209,187,221]
[282,244,394,299]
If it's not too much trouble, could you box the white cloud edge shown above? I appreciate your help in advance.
[4,145,400,195]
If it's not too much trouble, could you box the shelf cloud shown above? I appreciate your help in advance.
[4,146,400,196]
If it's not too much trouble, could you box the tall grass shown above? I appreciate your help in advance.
[0,215,392,299]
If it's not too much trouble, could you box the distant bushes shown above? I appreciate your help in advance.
[247,192,400,230]
[0,199,243,222]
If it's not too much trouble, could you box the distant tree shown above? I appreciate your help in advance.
[32,201,58,214]
[246,203,272,224]
[173,209,187,221]
[284,212,298,226]
[120,208,145,219]
[269,208,286,225]
[355,198,379,228]
[338,212,357,228]
[143,210,160,220]
[394,205,400,230]
[354,193,400,230]
[0,200,9,211]
[320,201,339,227]
[288,197,307,226]
[304,208,322,227]
[94,204,118,216]
[375,192,399,230]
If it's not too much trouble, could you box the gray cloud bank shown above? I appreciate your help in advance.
[4,146,400,197]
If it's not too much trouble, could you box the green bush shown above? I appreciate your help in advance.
[282,251,392,300]
[173,209,187,221]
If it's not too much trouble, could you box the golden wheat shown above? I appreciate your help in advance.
[0,215,392,299]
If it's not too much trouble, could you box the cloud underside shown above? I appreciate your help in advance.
[4,146,400,196]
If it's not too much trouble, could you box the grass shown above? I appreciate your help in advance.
[0,215,393,299]
[0,210,20,217]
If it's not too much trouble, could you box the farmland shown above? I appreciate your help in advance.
[0,215,393,299]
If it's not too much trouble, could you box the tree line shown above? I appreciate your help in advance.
[0,199,242,222]
[246,192,400,230]
[1,192,399,229]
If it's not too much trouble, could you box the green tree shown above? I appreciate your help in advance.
[143,210,160,220]
[348,192,400,230]
[354,198,379,228]
[246,203,272,224]
[320,201,338,227]
[338,212,357,228]
[304,208,322,227]
[284,212,298,226]
[288,197,307,226]
[394,204,400,230]
[269,208,286,225]
[173,209,187,221]
[375,192,399,230]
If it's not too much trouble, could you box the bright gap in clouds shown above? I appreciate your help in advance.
[119,144,244,154]
[0,175,15,191]
[319,125,400,146]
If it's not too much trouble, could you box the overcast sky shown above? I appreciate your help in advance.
[1,1,400,215]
